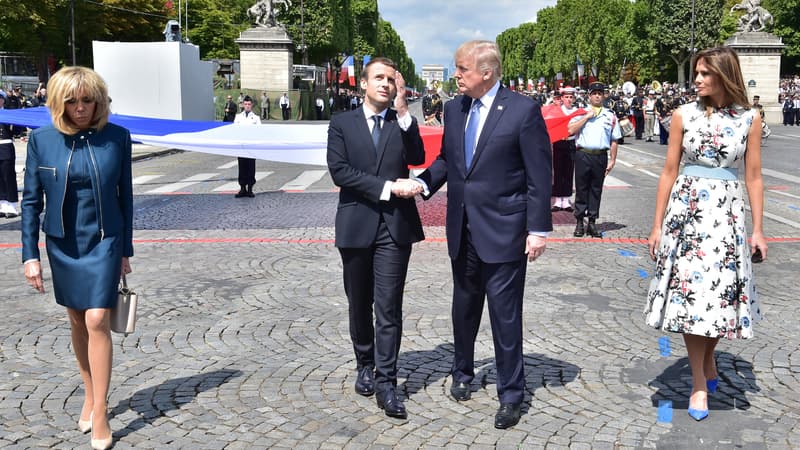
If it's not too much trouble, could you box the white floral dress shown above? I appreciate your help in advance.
[644,102,762,339]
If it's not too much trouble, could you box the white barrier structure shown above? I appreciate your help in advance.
[92,41,214,121]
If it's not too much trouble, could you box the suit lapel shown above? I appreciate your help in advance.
[351,106,377,165]
[468,87,507,173]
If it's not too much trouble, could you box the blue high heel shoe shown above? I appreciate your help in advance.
[706,378,718,393]
[688,407,709,421]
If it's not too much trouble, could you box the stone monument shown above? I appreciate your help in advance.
[236,0,294,92]
[725,0,784,124]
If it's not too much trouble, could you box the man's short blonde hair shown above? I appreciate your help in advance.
[454,40,503,82]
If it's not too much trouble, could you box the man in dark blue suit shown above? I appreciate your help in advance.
[327,57,425,420]
[416,40,553,429]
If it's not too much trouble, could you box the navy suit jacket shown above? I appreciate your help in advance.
[419,86,552,263]
[327,107,425,248]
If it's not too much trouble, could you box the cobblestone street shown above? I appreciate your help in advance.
[2,222,798,448]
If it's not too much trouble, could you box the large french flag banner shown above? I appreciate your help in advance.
[1,105,586,167]
[540,104,587,143]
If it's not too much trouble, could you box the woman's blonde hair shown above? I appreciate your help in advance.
[693,47,750,115]
[46,66,111,134]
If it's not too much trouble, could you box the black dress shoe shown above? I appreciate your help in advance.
[4,212,17,218]
[563,205,574,212]
[234,190,247,198]
[550,205,562,212]
[494,402,522,429]
[573,220,585,237]
[450,381,471,401]
[587,220,602,238]
[376,388,407,419]
[354,367,375,396]
[0,212,5,218]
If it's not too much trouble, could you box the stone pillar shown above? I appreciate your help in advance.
[725,32,785,124]
[236,27,294,92]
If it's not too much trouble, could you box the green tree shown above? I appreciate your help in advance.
[497,22,536,86]
[761,0,800,74]
[646,0,725,86]
[187,0,245,59]
[280,0,352,65]
[0,0,171,77]
[521,0,634,87]
[350,0,378,58]
[376,18,418,88]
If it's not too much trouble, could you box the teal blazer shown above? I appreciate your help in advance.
[21,123,134,262]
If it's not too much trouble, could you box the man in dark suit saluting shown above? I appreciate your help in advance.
[416,40,553,429]
[327,57,425,419]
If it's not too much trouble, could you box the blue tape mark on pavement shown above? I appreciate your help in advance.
[637,268,648,278]
[657,400,673,423]
[658,336,671,357]
[618,249,636,257]
[789,205,800,211]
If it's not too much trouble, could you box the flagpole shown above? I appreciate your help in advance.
[178,0,181,36]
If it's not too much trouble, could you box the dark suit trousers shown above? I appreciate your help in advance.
[339,220,412,394]
[451,224,526,405]
[0,159,18,202]
[658,122,669,145]
[574,151,607,221]
[237,158,256,187]
[633,113,644,138]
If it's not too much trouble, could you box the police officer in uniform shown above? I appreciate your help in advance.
[567,82,621,238]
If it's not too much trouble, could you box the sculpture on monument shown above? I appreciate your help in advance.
[730,0,774,33]
[247,0,292,28]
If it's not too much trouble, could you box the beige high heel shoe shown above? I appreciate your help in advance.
[77,412,92,433]
[90,414,112,450]
[91,433,113,450]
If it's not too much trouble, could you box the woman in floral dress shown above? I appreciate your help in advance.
[645,47,767,421]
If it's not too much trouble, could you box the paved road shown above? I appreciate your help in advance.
[0,119,799,449]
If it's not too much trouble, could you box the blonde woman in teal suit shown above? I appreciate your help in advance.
[21,66,133,450]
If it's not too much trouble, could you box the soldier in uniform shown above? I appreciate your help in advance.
[630,89,645,139]
[567,82,621,238]
[655,91,672,145]
[611,94,629,144]
[0,95,19,218]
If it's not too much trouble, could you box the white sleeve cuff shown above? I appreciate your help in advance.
[412,177,430,196]
[380,181,393,201]
[396,112,412,131]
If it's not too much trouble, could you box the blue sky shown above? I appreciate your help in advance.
[376,0,558,72]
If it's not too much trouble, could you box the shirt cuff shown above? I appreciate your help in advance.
[528,231,550,238]
[380,181,393,201]
[23,258,39,265]
[396,111,412,131]
[412,177,429,196]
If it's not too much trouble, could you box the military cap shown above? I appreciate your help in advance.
[588,82,605,93]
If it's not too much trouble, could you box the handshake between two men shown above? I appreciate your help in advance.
[390,178,424,198]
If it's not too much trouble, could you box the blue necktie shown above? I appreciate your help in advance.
[371,115,382,150]
[464,99,482,168]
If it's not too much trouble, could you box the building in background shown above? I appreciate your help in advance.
[421,64,445,90]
